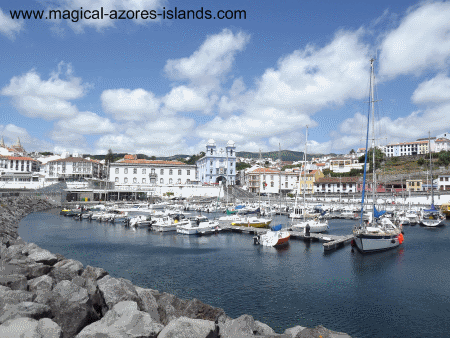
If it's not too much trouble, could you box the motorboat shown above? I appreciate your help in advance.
[254,224,290,247]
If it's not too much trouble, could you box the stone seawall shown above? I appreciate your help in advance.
[0,196,351,338]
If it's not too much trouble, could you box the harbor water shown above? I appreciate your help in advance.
[19,210,450,337]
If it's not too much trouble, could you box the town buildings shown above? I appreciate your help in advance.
[196,139,236,185]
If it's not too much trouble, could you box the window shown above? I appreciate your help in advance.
[210,161,213,166]
[151,168,155,174]
[187,170,190,175]
[230,150,233,156]
[271,182,274,187]
[169,169,173,175]
[142,178,146,183]
[160,178,164,184]
[133,168,137,174]
[169,178,173,184]
[271,175,274,180]
[177,178,181,184]
[216,168,219,174]
[160,169,164,175]
[124,178,128,183]
[230,169,233,174]
[210,170,213,174]
[124,168,128,174]
[133,177,137,183]
[142,169,146,174]
[115,168,119,174]
[178,169,181,175]
[115,177,119,182]
[210,149,213,155]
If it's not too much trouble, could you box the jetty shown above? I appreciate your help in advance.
[220,225,354,252]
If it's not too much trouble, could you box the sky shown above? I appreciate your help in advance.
[1,0,450,157]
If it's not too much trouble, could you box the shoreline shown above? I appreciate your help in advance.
[0,196,351,338]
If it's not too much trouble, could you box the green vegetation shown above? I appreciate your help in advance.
[39,152,54,156]
[105,149,115,165]
[236,162,252,171]
[438,151,450,166]
[417,158,425,166]
[180,152,205,165]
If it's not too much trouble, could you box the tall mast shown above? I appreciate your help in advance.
[303,126,308,222]
[371,59,376,222]
[429,131,434,206]
[278,143,282,210]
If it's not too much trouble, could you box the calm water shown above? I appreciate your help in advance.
[19,210,450,338]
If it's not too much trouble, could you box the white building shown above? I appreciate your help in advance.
[314,177,359,194]
[435,138,450,152]
[110,155,196,188]
[328,157,364,173]
[196,139,236,185]
[44,157,106,181]
[438,174,450,191]
[383,140,431,157]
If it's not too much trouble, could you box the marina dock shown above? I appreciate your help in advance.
[220,225,354,252]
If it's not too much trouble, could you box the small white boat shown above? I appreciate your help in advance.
[291,218,329,233]
[153,215,189,232]
[254,224,290,247]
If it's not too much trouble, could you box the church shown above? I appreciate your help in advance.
[196,139,236,185]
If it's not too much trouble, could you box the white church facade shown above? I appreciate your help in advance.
[196,140,236,185]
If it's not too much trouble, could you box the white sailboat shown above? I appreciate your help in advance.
[353,59,403,253]
[291,126,329,233]
[420,132,445,227]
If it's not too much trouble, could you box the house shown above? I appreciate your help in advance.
[434,138,450,152]
[406,179,423,192]
[314,177,359,194]
[438,174,450,191]
[328,157,364,173]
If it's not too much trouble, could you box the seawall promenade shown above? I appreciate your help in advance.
[0,196,351,338]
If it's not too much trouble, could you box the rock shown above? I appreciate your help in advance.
[43,280,98,338]
[297,325,352,338]
[97,275,142,311]
[37,318,63,338]
[2,244,26,261]
[0,273,27,290]
[72,276,108,317]
[284,326,307,338]
[81,265,108,281]
[0,301,52,324]
[135,286,160,323]
[219,314,257,338]
[76,301,164,338]
[28,275,55,293]
[0,287,34,307]
[254,320,276,335]
[50,259,84,283]
[28,248,59,266]
[0,317,62,338]
[181,298,227,323]
[158,316,218,338]
[21,242,40,255]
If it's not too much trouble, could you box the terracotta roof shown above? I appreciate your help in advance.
[249,168,280,174]
[0,156,39,162]
[121,159,187,165]
[316,163,325,166]
[316,177,359,184]
[435,138,450,142]
[124,154,137,160]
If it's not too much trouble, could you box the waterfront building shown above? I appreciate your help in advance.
[435,138,450,152]
[406,179,423,192]
[438,175,450,191]
[110,155,196,188]
[328,157,364,173]
[196,139,236,185]
[0,155,41,185]
[383,140,431,157]
[314,177,358,194]
[44,156,106,182]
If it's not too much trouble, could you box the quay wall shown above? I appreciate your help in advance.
[0,196,351,338]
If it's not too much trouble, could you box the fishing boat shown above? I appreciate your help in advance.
[231,216,272,228]
[419,132,445,227]
[177,215,219,235]
[353,59,403,253]
[253,224,290,247]
[153,215,189,232]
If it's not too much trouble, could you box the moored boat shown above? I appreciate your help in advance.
[254,224,290,247]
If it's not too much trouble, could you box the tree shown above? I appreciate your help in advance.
[105,149,115,165]
[417,158,425,166]
[236,162,251,171]
[438,151,450,166]
[349,149,356,154]
[151,156,156,160]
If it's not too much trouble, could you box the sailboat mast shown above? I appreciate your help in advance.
[303,126,308,222]
[371,59,376,222]
[429,131,434,206]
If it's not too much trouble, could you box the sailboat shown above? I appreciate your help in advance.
[353,59,403,253]
[420,132,445,227]
[291,126,329,233]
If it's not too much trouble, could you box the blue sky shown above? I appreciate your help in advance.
[1,0,450,156]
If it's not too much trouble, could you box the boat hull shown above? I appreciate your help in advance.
[354,234,400,253]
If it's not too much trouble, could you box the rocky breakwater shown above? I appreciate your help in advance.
[0,196,351,338]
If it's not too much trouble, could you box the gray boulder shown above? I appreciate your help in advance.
[28,248,59,266]
[0,301,52,324]
[80,265,108,281]
[28,275,55,293]
[0,317,62,338]
[2,244,26,261]
[21,242,40,255]
[0,273,27,290]
[0,286,34,307]
[97,275,142,311]
[158,316,218,338]
[42,280,99,338]
[219,314,278,338]
[50,259,84,283]
[135,286,160,323]
[71,276,108,317]
[254,320,276,335]
[284,325,306,338]
[297,325,352,338]
[7,258,53,279]
[76,301,164,338]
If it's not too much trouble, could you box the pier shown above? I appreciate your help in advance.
[220,225,354,252]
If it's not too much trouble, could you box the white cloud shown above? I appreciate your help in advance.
[412,73,450,105]
[0,124,53,152]
[163,86,210,112]
[55,112,116,134]
[1,62,87,120]
[164,29,250,86]
[0,8,24,40]
[101,88,160,121]
[379,2,450,77]
[52,0,166,33]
